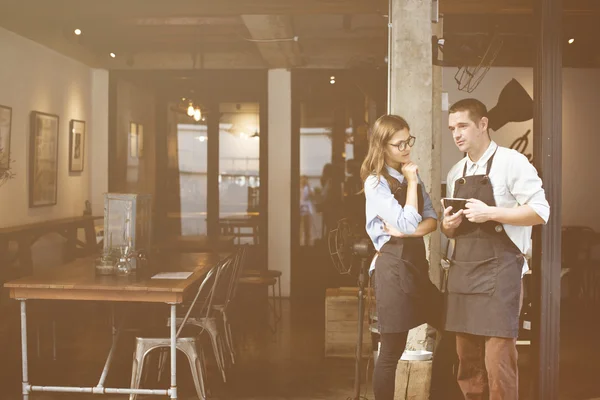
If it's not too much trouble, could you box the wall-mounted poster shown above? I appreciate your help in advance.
[69,119,85,172]
[129,122,138,158]
[0,105,12,170]
[30,111,59,207]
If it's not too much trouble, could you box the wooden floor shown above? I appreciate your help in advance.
[0,244,599,399]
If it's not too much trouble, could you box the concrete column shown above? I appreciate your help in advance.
[268,69,291,298]
[389,0,442,353]
[431,17,444,290]
[90,68,109,216]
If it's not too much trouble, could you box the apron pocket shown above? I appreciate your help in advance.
[447,257,499,295]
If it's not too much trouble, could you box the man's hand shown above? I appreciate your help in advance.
[441,201,464,231]
[464,198,495,223]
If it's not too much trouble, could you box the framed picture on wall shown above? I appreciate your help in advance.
[69,119,85,172]
[137,124,144,158]
[30,111,59,207]
[129,122,138,158]
[0,105,12,171]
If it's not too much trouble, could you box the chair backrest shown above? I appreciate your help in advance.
[562,226,596,267]
[176,255,232,337]
[226,245,248,308]
[209,249,241,308]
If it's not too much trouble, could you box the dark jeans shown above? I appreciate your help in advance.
[373,331,408,400]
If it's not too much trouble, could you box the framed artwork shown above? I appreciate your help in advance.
[138,124,144,158]
[129,122,138,158]
[30,111,59,207]
[129,122,144,158]
[0,105,12,171]
[69,119,85,172]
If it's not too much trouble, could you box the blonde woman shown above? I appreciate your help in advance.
[361,114,442,400]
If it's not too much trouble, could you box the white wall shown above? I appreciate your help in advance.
[90,69,109,216]
[0,27,108,227]
[268,69,292,298]
[442,67,600,231]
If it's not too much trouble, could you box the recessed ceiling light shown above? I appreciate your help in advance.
[74,29,82,36]
[109,52,116,58]
[330,79,335,84]
[568,38,575,44]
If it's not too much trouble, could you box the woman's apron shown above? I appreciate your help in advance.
[374,181,443,333]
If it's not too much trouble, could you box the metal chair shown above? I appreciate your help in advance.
[167,253,239,382]
[129,257,228,400]
[210,245,247,366]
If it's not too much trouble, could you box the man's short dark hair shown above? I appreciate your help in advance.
[449,98,488,123]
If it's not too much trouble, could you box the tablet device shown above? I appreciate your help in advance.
[442,198,467,215]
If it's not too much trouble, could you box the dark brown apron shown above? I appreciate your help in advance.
[374,180,443,333]
[444,151,524,339]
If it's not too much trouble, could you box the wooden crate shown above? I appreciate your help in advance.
[325,287,374,358]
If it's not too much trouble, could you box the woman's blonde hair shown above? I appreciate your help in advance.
[360,114,410,194]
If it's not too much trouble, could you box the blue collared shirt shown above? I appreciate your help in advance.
[364,166,438,271]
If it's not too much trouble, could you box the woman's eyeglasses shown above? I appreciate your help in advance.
[388,136,416,151]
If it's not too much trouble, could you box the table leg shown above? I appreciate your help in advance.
[19,300,30,400]
[170,304,177,399]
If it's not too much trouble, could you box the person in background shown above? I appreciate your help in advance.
[362,114,442,400]
[319,163,343,238]
[299,175,315,246]
[344,158,366,233]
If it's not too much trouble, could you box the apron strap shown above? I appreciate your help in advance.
[485,147,499,176]
[461,146,499,178]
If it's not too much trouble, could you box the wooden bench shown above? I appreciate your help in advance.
[0,215,101,278]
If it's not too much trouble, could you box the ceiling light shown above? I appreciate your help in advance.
[74,29,82,36]
[193,109,201,122]
[109,52,116,58]
[330,79,335,84]
[330,75,335,80]
[187,104,195,117]
[568,38,575,44]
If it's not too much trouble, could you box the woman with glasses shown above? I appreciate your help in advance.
[361,114,442,400]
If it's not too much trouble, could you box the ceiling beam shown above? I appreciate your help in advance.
[3,0,384,20]
[241,15,303,68]
[440,0,600,15]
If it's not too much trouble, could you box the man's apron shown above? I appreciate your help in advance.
[444,151,524,338]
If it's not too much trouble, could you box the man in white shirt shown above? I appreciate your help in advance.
[441,98,550,400]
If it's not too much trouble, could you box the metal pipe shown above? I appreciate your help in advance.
[29,385,169,395]
[52,320,57,361]
[97,305,121,388]
[387,0,393,114]
[170,304,178,399]
[20,300,29,400]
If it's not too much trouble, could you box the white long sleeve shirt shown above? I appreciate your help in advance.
[446,141,550,276]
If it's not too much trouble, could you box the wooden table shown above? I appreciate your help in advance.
[219,215,260,245]
[5,252,230,399]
